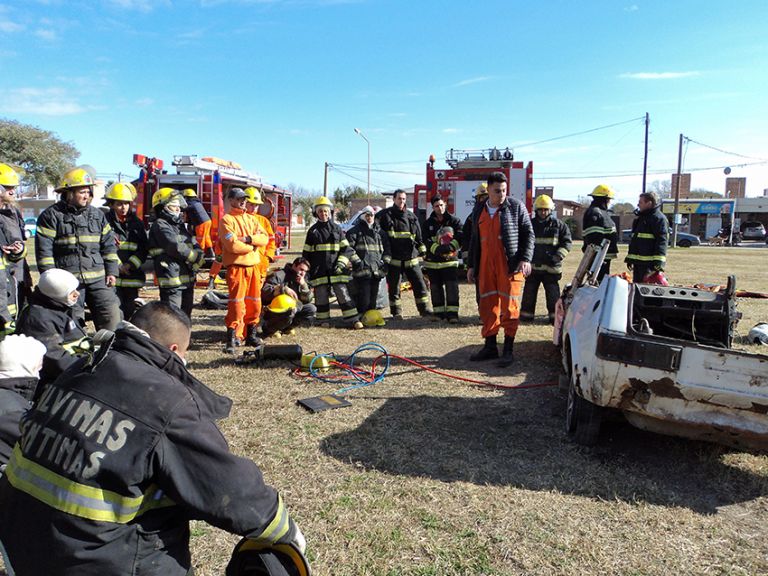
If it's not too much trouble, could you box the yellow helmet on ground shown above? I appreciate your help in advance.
[534,194,554,210]
[313,196,333,214]
[244,186,263,205]
[361,309,385,327]
[0,163,20,187]
[268,294,297,314]
[105,182,137,203]
[474,182,488,199]
[56,167,95,192]
[590,184,615,199]
[152,187,185,209]
[182,188,198,198]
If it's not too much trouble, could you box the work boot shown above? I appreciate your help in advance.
[496,336,515,368]
[224,328,240,354]
[470,336,498,361]
[245,325,263,347]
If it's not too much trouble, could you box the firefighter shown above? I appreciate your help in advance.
[261,256,316,337]
[423,195,463,322]
[467,172,533,367]
[104,182,148,320]
[148,187,204,319]
[183,187,215,260]
[0,163,30,321]
[220,187,269,353]
[345,205,388,321]
[302,196,363,329]
[0,301,308,576]
[376,189,432,319]
[35,166,122,331]
[244,186,277,279]
[520,195,572,324]
[0,219,15,337]
[625,191,668,283]
[582,183,619,281]
[15,268,90,388]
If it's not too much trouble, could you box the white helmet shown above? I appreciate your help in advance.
[748,323,768,345]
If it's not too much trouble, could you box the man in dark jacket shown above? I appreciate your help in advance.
[423,195,463,322]
[35,166,122,331]
[582,183,619,281]
[0,164,30,320]
[346,206,388,318]
[376,189,433,319]
[0,301,307,576]
[521,195,572,324]
[261,257,316,337]
[183,187,215,260]
[467,172,534,367]
[625,191,668,283]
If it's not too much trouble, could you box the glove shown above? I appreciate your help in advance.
[434,244,452,258]
[550,254,563,266]
[333,265,346,276]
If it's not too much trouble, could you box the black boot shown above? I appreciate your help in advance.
[470,336,498,361]
[245,325,263,347]
[224,328,239,354]
[496,336,515,367]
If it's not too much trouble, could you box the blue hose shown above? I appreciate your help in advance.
[306,341,390,395]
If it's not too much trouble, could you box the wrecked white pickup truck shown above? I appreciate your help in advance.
[554,241,768,450]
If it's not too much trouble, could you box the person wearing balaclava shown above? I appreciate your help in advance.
[148,188,205,319]
[345,205,388,321]
[15,268,90,388]
[0,334,47,470]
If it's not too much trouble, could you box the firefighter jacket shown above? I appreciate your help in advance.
[345,218,388,279]
[262,264,314,306]
[106,210,148,289]
[252,213,277,263]
[149,211,204,289]
[219,208,268,268]
[0,226,12,332]
[0,325,301,576]
[0,204,27,281]
[184,196,211,227]
[582,201,618,260]
[35,200,119,284]
[423,211,463,270]
[626,205,668,270]
[0,376,37,468]
[467,198,534,275]
[302,220,356,286]
[376,205,426,268]
[15,288,89,388]
[531,214,572,274]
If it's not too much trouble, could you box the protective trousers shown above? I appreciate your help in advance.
[225,264,262,339]
[75,280,122,331]
[195,221,213,251]
[386,264,430,316]
[520,271,561,323]
[159,286,194,319]
[116,287,140,321]
[631,263,653,284]
[477,210,523,339]
[427,267,459,319]
[314,282,359,325]
[351,277,381,316]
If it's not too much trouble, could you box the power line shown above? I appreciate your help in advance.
[684,137,768,162]
[330,163,423,176]
[512,115,647,149]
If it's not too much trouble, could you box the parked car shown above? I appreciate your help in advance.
[621,229,700,248]
[23,217,36,237]
[740,221,766,241]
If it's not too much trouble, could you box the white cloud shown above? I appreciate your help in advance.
[454,76,492,87]
[0,21,23,33]
[624,4,639,11]
[388,112,407,118]
[619,71,701,80]
[106,0,169,11]
[0,88,87,116]
[442,128,460,134]
[135,97,154,107]
[35,28,57,41]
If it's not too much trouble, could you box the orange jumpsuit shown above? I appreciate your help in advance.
[219,208,268,339]
[195,220,213,251]
[477,209,524,339]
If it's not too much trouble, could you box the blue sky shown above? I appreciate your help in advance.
[2,0,767,204]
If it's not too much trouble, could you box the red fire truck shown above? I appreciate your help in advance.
[132,154,293,250]
[415,147,533,222]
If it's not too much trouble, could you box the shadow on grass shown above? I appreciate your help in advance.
[320,382,767,514]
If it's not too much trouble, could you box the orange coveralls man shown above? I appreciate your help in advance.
[466,172,534,368]
[243,187,276,279]
[219,187,268,354]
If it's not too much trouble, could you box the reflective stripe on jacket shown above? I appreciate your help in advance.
[107,210,148,288]
[302,220,355,286]
[375,206,426,265]
[626,205,668,267]
[531,215,572,274]
[148,213,203,288]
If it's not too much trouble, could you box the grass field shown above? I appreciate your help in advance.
[5,240,768,575]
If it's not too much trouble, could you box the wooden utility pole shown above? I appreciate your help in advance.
[641,113,649,195]
[323,162,328,196]
[672,134,683,248]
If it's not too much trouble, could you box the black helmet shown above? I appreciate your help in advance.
[226,539,310,576]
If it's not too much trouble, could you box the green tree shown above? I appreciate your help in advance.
[0,118,79,193]
[332,185,367,222]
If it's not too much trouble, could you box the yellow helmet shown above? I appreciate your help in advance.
[0,163,20,187]
[56,167,95,192]
[105,182,137,203]
[474,182,488,199]
[361,309,385,327]
[182,188,197,198]
[534,194,554,210]
[152,187,186,209]
[244,186,263,205]
[590,184,615,199]
[267,294,297,314]
[313,196,333,214]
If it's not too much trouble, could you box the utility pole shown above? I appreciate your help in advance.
[641,113,649,195]
[323,162,329,197]
[672,133,683,248]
